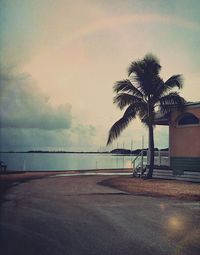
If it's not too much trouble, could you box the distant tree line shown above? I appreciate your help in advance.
[110,148,169,155]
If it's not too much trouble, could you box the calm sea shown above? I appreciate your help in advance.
[0,153,141,172]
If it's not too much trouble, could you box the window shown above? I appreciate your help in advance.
[178,113,199,126]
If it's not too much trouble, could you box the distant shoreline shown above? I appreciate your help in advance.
[1,151,110,154]
[0,148,169,155]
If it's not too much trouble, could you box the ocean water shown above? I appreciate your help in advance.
[0,153,141,172]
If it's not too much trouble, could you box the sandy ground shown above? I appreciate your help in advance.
[0,174,200,255]
[1,170,200,201]
[100,176,200,201]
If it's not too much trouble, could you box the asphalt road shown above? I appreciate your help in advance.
[0,175,200,255]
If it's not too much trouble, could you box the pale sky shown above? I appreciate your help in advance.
[0,0,200,151]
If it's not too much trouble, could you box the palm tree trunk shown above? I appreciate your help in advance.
[147,124,154,178]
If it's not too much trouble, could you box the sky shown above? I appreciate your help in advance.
[0,0,200,151]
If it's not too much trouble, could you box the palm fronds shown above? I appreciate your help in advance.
[113,80,143,97]
[128,54,162,96]
[107,53,185,146]
[113,93,144,110]
[165,75,183,89]
[159,92,186,114]
[155,75,183,98]
[107,106,136,145]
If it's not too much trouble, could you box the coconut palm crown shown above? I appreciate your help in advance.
[107,54,186,178]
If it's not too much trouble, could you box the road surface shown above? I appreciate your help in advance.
[0,175,200,255]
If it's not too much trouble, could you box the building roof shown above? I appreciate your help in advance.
[154,112,170,125]
[154,101,200,126]
[185,101,200,108]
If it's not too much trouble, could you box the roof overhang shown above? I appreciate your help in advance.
[154,113,170,126]
[154,101,200,126]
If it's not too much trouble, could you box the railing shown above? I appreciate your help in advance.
[132,150,144,171]
[153,151,170,167]
[132,150,169,176]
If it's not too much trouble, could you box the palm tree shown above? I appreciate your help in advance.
[107,54,186,178]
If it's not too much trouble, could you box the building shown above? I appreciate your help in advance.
[155,102,200,175]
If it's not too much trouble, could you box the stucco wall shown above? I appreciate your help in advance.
[169,107,200,158]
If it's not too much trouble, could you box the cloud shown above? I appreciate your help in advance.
[0,124,97,152]
[0,67,97,151]
[0,128,70,151]
[0,67,72,129]
[1,1,198,152]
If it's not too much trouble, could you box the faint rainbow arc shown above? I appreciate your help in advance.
[67,14,200,42]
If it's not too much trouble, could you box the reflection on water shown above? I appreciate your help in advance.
[0,153,139,171]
